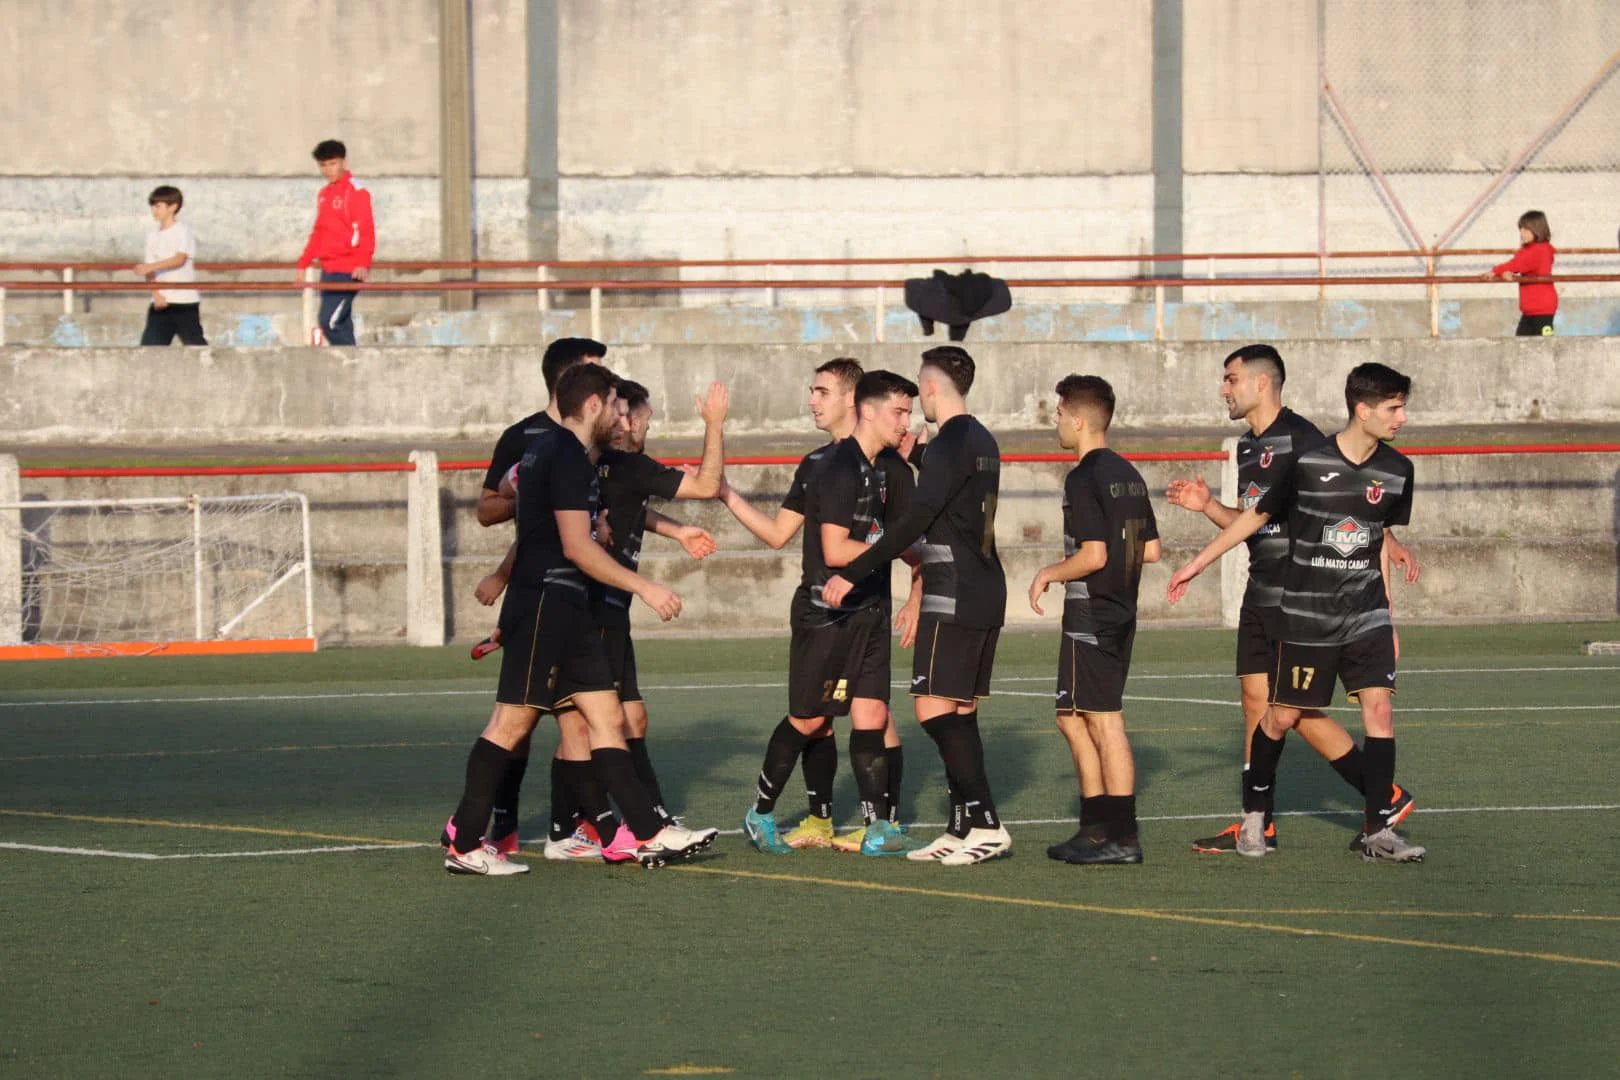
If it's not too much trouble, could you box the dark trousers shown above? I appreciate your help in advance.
[139,302,207,346]
[1515,314,1555,337]
[319,271,358,345]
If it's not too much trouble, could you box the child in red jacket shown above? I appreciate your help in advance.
[297,139,375,346]
[1487,210,1555,337]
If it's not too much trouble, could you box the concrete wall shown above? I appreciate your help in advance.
[6,336,1620,446]
[6,0,1620,263]
[8,451,1616,644]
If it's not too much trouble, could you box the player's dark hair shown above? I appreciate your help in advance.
[814,357,864,392]
[312,139,347,162]
[147,185,183,211]
[1223,343,1286,388]
[855,370,919,408]
[1518,209,1551,244]
[1055,374,1116,431]
[617,379,651,413]
[542,337,608,393]
[1344,362,1411,416]
[554,363,619,421]
[920,345,975,396]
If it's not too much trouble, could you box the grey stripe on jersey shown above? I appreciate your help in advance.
[921,595,958,616]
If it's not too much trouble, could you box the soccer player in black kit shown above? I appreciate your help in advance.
[1166,344,1418,853]
[1168,362,1425,862]
[824,346,1011,865]
[1027,376,1161,865]
[440,365,716,874]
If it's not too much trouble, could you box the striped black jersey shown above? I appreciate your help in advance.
[1256,439,1414,645]
[799,439,914,617]
[1062,449,1159,639]
[510,425,599,597]
[595,449,684,611]
[913,415,1006,629]
[780,442,835,517]
[483,410,557,493]
[1235,408,1328,609]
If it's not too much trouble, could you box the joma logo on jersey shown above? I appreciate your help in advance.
[1323,516,1371,556]
[1241,481,1268,510]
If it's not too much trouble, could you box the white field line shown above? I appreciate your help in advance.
[1,663,1615,712]
[0,841,428,860]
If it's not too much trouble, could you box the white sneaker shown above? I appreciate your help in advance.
[938,826,1013,865]
[635,824,717,868]
[543,827,604,862]
[1235,811,1270,858]
[1360,827,1426,863]
[906,831,970,862]
[444,843,530,876]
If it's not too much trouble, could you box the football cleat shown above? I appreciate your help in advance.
[859,819,922,857]
[1047,826,1108,862]
[783,814,836,849]
[1360,827,1426,863]
[1193,820,1277,854]
[906,831,970,862]
[937,826,1013,865]
[1064,837,1144,865]
[633,824,715,869]
[831,825,865,853]
[444,843,530,876]
[743,808,794,855]
[470,634,501,660]
[599,824,641,864]
[1350,784,1417,850]
[543,826,603,862]
[1235,812,1270,857]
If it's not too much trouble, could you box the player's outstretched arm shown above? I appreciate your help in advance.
[475,541,517,605]
[1165,476,1240,529]
[646,508,718,559]
[675,382,729,500]
[825,497,941,606]
[479,485,515,527]
[557,509,682,621]
[1166,506,1271,605]
[718,479,804,550]
[1028,540,1107,615]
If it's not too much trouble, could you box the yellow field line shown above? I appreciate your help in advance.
[1160,907,1620,923]
[670,866,1620,970]
[0,741,462,764]
[0,808,412,847]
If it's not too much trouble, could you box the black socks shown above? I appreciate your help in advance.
[627,737,673,824]
[1243,727,1287,815]
[801,732,837,820]
[848,729,889,825]
[923,711,997,830]
[754,717,812,815]
[449,738,510,855]
[591,747,662,841]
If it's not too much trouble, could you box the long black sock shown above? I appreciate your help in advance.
[848,730,889,825]
[566,759,616,842]
[448,738,511,855]
[1079,794,1106,834]
[923,712,998,830]
[1363,736,1396,830]
[1250,732,1284,826]
[946,772,967,837]
[547,757,575,841]
[801,732,837,820]
[1328,744,1368,796]
[591,747,662,841]
[1106,794,1138,843]
[490,750,529,841]
[885,744,904,824]
[626,737,672,823]
[1242,727,1286,814]
[754,717,812,815]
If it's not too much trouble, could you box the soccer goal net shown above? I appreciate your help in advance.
[0,492,314,659]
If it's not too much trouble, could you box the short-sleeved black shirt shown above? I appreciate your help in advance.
[508,425,599,596]
[595,449,684,610]
[483,410,557,493]
[1062,448,1160,639]
[781,443,834,517]
[799,439,915,617]
[1256,439,1415,645]
[1235,408,1328,609]
[912,415,1006,629]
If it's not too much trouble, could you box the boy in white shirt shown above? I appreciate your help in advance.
[133,186,207,345]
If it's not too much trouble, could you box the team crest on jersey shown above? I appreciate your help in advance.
[1323,516,1371,556]
[1259,445,1274,469]
[1365,480,1385,505]
[1241,481,1267,510]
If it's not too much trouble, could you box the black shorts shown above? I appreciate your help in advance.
[1235,604,1284,679]
[788,604,891,718]
[596,604,642,704]
[1270,626,1398,709]
[1055,624,1136,714]
[912,613,999,704]
[495,585,615,711]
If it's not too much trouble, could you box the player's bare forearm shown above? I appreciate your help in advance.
[677,383,728,500]
[1202,501,1240,529]
[819,526,872,569]
[559,512,652,595]
[1039,541,1108,584]
[646,508,683,537]
[477,489,515,527]
[721,488,802,550]
[1191,507,1269,573]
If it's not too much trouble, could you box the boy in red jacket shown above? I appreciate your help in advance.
[1487,210,1555,337]
[297,139,375,346]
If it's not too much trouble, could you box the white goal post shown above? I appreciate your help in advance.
[0,490,315,660]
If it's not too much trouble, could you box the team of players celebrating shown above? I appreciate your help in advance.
[440,337,1426,874]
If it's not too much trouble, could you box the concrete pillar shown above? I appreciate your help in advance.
[1217,436,1247,629]
[407,450,447,646]
[1152,0,1184,301]
[526,0,560,261]
[440,0,475,312]
[0,455,20,644]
